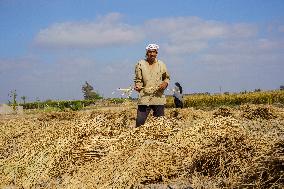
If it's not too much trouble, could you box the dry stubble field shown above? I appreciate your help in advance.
[1,104,284,189]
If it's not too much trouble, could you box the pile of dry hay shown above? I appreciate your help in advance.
[0,105,283,188]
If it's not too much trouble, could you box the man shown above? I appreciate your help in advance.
[134,43,170,127]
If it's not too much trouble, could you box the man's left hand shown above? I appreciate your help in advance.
[159,81,168,90]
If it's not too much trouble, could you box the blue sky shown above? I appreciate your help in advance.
[1,0,284,103]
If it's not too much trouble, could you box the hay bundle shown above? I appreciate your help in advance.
[93,141,182,187]
[172,117,252,176]
[89,109,136,128]
[37,111,78,121]
[239,139,284,188]
[1,105,284,188]
[241,105,277,120]
[170,116,284,188]
[0,112,100,188]
[168,108,193,120]
[213,107,233,118]
[59,115,186,188]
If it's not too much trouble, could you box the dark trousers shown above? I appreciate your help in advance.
[136,105,165,127]
[174,97,183,108]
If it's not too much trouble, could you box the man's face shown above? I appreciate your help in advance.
[146,50,158,62]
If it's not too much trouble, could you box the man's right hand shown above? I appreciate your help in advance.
[134,85,142,92]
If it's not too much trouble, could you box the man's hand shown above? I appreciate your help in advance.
[134,85,142,92]
[159,81,168,90]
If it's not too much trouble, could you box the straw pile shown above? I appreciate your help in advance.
[0,105,283,188]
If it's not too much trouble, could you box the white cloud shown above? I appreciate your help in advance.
[194,50,284,67]
[34,13,144,48]
[34,15,258,53]
[144,17,257,39]
[144,17,228,40]
[163,41,208,54]
[143,16,257,55]
[206,38,284,56]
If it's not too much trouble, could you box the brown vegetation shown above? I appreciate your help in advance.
[0,104,284,188]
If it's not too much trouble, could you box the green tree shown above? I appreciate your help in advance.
[82,81,101,100]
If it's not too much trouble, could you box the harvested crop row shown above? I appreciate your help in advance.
[0,105,283,188]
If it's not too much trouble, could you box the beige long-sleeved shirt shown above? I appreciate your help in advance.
[134,59,170,105]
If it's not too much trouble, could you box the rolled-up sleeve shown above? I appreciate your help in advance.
[162,64,170,84]
[134,62,143,88]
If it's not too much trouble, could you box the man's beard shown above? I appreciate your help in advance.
[148,56,156,63]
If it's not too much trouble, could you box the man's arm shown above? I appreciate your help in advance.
[134,62,143,92]
[159,63,170,90]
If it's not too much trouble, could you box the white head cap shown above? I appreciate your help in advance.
[146,43,159,51]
